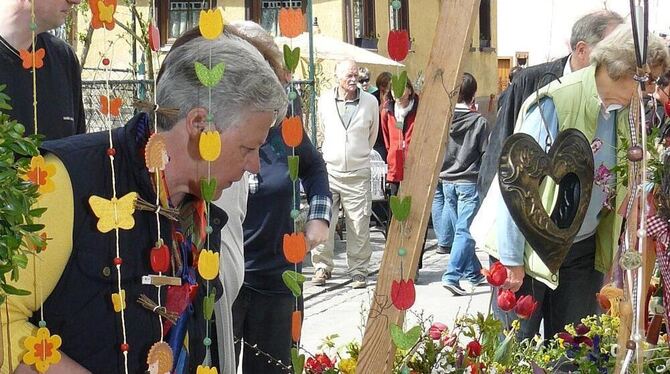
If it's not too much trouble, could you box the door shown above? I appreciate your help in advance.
[497,57,512,93]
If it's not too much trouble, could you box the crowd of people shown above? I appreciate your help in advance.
[2,0,670,372]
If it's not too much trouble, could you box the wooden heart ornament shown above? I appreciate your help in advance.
[498,128,594,273]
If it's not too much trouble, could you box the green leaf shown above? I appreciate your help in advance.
[1,283,30,296]
[291,347,305,374]
[0,294,6,305]
[200,177,217,203]
[392,71,408,101]
[389,195,411,221]
[283,45,301,73]
[203,288,216,320]
[288,156,299,182]
[389,323,421,351]
[282,270,305,297]
[493,330,514,365]
[195,61,225,88]
[20,224,44,233]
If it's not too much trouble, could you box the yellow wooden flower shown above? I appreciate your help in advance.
[199,130,221,162]
[198,249,219,280]
[197,365,218,374]
[199,8,224,40]
[22,327,62,373]
[23,155,57,194]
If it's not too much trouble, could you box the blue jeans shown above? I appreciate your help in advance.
[431,182,454,247]
[440,182,482,284]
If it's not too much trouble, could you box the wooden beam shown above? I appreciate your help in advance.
[357,0,480,372]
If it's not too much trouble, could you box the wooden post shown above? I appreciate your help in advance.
[356,0,480,372]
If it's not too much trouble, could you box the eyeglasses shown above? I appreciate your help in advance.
[359,78,370,83]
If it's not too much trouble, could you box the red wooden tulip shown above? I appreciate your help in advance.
[390,278,415,310]
[481,261,507,287]
[466,340,481,357]
[514,295,539,320]
[497,289,516,312]
[150,243,170,273]
[387,29,409,62]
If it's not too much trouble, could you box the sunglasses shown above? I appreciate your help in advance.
[359,78,370,83]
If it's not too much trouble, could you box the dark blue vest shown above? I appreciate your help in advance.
[36,114,226,373]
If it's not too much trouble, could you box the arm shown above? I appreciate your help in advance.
[381,110,391,151]
[497,98,558,291]
[369,101,380,150]
[296,129,332,250]
[3,155,86,372]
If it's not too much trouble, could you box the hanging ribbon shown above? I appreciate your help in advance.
[646,215,670,324]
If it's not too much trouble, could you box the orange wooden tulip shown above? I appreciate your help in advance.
[291,310,302,342]
[281,116,303,147]
[283,232,306,264]
[278,8,304,38]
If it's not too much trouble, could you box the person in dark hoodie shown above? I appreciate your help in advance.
[437,72,490,296]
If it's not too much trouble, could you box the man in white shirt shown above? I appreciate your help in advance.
[311,59,379,288]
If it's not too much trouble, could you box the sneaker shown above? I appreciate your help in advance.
[436,245,451,254]
[468,275,488,287]
[351,274,367,289]
[312,268,331,286]
[443,282,467,296]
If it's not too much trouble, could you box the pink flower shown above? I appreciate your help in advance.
[594,164,612,186]
[428,322,447,340]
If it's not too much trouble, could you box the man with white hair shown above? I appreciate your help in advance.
[311,59,379,288]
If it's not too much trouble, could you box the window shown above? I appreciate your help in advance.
[389,0,409,34]
[157,1,217,45]
[245,0,306,36]
[479,0,491,48]
[351,0,376,48]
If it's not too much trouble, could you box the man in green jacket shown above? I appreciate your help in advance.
[486,25,670,339]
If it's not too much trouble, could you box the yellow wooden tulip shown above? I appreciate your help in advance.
[199,8,224,40]
[199,130,221,161]
[198,249,219,281]
[196,365,218,374]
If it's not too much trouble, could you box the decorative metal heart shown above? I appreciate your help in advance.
[498,129,594,273]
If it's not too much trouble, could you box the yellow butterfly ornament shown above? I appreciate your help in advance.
[89,192,138,233]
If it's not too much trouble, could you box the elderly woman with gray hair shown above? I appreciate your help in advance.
[5,28,287,373]
[484,24,670,340]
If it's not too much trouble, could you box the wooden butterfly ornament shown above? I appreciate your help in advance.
[19,48,45,70]
[89,192,138,233]
[100,95,122,117]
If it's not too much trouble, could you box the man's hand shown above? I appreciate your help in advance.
[502,265,525,293]
[304,219,329,250]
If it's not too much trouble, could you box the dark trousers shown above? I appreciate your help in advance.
[491,235,603,340]
[232,285,302,373]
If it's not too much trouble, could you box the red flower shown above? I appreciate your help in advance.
[391,279,416,310]
[514,295,539,319]
[481,261,507,287]
[305,353,335,374]
[497,289,517,312]
[466,340,481,357]
[387,29,410,62]
[428,322,447,340]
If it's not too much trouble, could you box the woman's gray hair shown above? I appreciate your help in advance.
[590,24,670,80]
[156,30,288,131]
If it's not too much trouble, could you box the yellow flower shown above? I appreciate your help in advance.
[198,8,224,40]
[338,358,357,374]
[22,327,62,373]
[199,130,221,162]
[543,354,551,363]
[196,365,218,374]
[198,249,219,280]
[23,155,57,194]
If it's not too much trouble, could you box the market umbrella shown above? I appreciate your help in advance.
[275,32,404,66]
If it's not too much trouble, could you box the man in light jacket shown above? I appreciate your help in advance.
[311,59,379,289]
